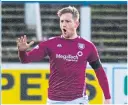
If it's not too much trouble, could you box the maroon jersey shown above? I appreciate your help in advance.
[19,36,100,101]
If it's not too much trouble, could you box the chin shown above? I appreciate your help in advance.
[64,34,70,39]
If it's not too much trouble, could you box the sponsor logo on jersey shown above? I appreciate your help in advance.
[78,43,85,50]
[56,51,83,62]
[77,51,83,57]
[56,54,78,62]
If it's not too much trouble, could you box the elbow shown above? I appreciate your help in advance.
[21,61,28,64]
[20,61,28,64]
[19,59,29,64]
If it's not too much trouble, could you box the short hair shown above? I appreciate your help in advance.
[57,6,79,21]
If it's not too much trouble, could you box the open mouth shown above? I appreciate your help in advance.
[63,29,67,33]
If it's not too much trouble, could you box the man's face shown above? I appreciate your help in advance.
[60,13,79,39]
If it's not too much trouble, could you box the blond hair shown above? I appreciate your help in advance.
[57,6,79,21]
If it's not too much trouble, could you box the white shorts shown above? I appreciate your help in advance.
[47,95,88,105]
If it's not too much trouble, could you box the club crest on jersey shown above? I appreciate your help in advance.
[78,43,85,50]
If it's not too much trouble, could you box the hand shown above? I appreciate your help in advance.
[16,35,34,51]
[104,99,111,104]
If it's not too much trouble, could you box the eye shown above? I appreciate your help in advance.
[66,20,70,23]
[60,20,64,23]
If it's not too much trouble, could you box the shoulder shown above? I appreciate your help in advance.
[39,36,61,45]
[79,36,95,47]
[48,36,57,40]
[47,36,61,41]
[78,37,98,52]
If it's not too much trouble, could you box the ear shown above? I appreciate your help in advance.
[75,20,79,29]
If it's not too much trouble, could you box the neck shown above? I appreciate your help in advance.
[63,32,78,39]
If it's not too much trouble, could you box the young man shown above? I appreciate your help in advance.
[17,6,111,104]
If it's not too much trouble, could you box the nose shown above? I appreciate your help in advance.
[62,21,66,27]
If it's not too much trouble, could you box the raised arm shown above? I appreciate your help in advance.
[16,35,47,63]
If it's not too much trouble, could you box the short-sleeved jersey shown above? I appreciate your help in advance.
[19,35,99,101]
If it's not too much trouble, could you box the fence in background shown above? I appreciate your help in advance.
[2,3,127,63]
